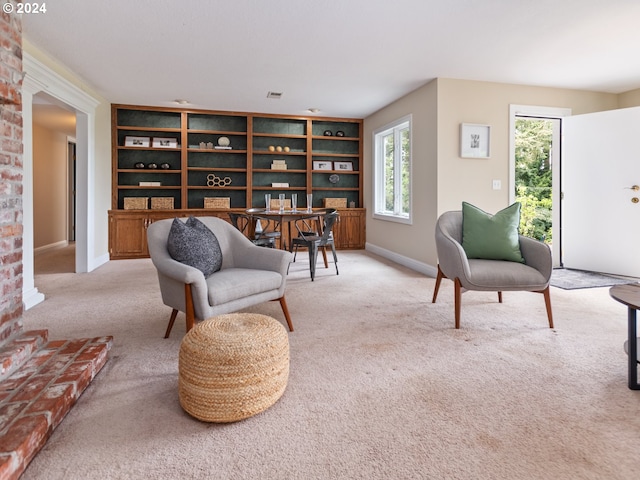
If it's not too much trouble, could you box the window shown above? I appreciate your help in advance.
[373,115,412,223]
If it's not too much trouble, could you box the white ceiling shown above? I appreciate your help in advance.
[22,0,640,119]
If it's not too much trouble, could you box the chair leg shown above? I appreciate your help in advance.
[184,283,196,334]
[432,265,445,303]
[330,243,339,275]
[454,277,462,329]
[309,244,318,281]
[321,246,329,268]
[164,309,179,339]
[278,296,294,332]
[542,286,554,328]
[498,291,503,303]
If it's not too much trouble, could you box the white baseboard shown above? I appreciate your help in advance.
[34,240,69,255]
[89,253,110,272]
[365,242,438,278]
[23,286,45,310]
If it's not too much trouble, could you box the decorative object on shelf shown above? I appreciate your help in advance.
[147,163,158,169]
[124,136,150,147]
[199,142,207,149]
[139,181,161,186]
[271,159,287,170]
[217,136,230,147]
[271,182,289,188]
[204,197,231,209]
[334,161,353,171]
[134,162,145,169]
[323,197,347,208]
[283,146,290,152]
[206,173,232,187]
[460,123,491,158]
[153,137,178,148]
[313,160,332,170]
[276,146,283,152]
[160,163,170,169]
[323,130,333,136]
[151,197,174,210]
[270,198,291,210]
[206,142,214,150]
[123,197,148,210]
[268,145,275,152]
[349,201,356,208]
[329,174,340,184]
[335,131,345,137]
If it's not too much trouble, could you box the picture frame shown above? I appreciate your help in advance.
[460,123,491,158]
[124,136,150,147]
[313,160,332,171]
[153,137,178,148]
[333,161,353,171]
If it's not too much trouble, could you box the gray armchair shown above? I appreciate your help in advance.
[432,211,553,329]
[147,216,294,337]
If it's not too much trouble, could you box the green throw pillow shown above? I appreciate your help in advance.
[461,202,525,263]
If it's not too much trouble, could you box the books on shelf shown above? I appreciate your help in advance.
[271,183,289,188]
[139,181,161,186]
[271,159,287,170]
[214,146,232,150]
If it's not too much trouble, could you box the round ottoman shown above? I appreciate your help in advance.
[178,313,289,422]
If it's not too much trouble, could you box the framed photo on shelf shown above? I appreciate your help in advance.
[313,160,332,171]
[153,137,178,148]
[124,136,150,147]
[333,161,353,171]
[460,123,490,158]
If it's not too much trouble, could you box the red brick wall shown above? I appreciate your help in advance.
[0,3,24,343]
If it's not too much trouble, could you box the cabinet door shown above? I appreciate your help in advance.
[109,213,149,259]
[334,210,364,249]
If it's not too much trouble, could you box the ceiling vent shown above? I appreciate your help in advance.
[266,91,283,99]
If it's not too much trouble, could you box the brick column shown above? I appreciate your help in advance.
[0,3,24,343]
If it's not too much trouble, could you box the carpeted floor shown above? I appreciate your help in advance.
[550,267,638,290]
[22,247,640,480]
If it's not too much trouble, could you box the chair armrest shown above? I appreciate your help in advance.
[150,252,206,285]
[519,235,552,281]
[435,223,471,281]
[233,243,293,276]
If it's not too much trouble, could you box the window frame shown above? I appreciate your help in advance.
[372,114,412,224]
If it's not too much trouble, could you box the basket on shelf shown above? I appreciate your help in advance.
[123,197,148,210]
[323,197,347,208]
[204,197,231,209]
[150,197,174,210]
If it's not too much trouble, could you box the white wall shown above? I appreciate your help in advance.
[33,123,68,249]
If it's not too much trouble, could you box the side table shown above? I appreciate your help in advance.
[609,283,640,390]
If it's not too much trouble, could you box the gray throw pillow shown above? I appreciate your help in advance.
[167,217,223,276]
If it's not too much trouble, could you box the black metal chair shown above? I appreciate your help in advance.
[290,210,339,281]
[228,212,280,248]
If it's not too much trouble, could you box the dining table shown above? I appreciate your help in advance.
[245,207,332,252]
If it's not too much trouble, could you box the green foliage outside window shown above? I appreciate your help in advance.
[515,119,553,243]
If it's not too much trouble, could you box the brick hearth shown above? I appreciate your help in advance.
[0,331,112,479]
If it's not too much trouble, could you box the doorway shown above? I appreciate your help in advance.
[509,105,571,268]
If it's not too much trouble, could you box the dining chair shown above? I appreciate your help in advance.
[290,210,340,281]
[228,212,280,248]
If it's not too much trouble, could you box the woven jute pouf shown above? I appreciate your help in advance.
[178,313,289,422]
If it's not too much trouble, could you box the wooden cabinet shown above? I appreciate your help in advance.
[110,104,365,259]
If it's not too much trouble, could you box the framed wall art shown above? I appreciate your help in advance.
[333,161,353,171]
[313,160,332,170]
[153,137,178,148]
[124,136,150,147]
[460,123,490,158]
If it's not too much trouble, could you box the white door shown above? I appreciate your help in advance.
[562,106,640,277]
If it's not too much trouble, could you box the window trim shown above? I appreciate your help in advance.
[372,114,412,225]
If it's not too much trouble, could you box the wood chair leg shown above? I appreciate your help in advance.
[277,296,294,332]
[184,283,196,334]
[321,246,329,268]
[164,309,179,339]
[498,291,503,303]
[542,286,554,328]
[432,265,444,303]
[454,277,462,329]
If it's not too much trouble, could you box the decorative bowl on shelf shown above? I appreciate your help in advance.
[134,162,145,169]
[323,130,333,136]
[329,174,340,184]
[218,136,230,147]
[160,163,170,169]
[147,163,158,169]
[336,131,345,137]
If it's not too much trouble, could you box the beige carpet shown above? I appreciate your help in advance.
[22,247,640,479]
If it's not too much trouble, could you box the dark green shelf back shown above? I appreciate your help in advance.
[118,189,182,210]
[253,171,306,188]
[253,117,306,135]
[188,190,246,209]
[312,173,359,188]
[188,133,247,149]
[188,151,247,169]
[117,110,181,129]
[188,170,247,187]
[252,154,306,170]
[252,136,306,152]
[311,121,359,138]
[312,138,359,155]
[188,113,247,132]
[117,149,181,169]
[118,171,181,186]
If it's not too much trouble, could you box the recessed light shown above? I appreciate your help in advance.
[308,108,320,113]
[174,99,190,105]
[267,92,283,99]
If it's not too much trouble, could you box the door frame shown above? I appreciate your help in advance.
[509,105,571,267]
